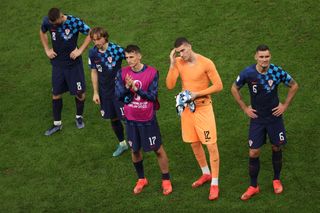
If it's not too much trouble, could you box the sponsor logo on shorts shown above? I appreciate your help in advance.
[100,110,105,117]
[128,140,133,147]
[248,140,253,147]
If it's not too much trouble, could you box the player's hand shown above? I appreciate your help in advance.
[190,91,198,101]
[272,103,288,117]
[125,74,133,89]
[70,48,82,60]
[169,48,177,66]
[93,93,100,104]
[244,105,258,118]
[45,48,57,59]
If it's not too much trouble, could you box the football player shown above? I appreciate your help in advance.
[40,8,91,135]
[231,44,299,200]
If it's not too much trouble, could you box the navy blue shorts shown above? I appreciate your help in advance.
[248,118,287,149]
[100,97,124,120]
[52,63,86,96]
[126,118,162,152]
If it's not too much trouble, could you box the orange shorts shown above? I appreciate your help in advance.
[180,103,217,144]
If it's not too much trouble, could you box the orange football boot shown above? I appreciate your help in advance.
[162,180,173,195]
[192,174,212,188]
[273,180,283,194]
[208,185,219,200]
[241,186,260,201]
[133,178,148,194]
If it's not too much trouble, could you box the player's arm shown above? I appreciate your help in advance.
[70,34,91,60]
[231,83,258,118]
[166,49,179,90]
[70,19,91,60]
[90,69,100,104]
[115,70,133,104]
[39,29,57,59]
[134,72,158,101]
[191,61,223,99]
[272,78,299,116]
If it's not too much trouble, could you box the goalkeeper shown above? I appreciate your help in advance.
[166,37,223,200]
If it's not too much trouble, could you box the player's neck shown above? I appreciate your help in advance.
[256,64,269,74]
[98,43,108,53]
[187,52,197,64]
[62,15,67,23]
[132,63,144,72]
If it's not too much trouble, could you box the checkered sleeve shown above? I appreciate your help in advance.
[279,67,292,86]
[76,17,90,35]
[111,44,125,61]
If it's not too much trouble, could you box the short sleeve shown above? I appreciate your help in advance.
[279,68,292,86]
[235,70,247,88]
[77,18,90,35]
[40,16,50,33]
[88,49,96,69]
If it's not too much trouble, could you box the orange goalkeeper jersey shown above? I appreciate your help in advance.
[166,54,223,105]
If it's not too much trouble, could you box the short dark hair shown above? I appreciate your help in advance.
[256,44,270,52]
[90,27,109,42]
[125,45,141,54]
[174,37,191,48]
[48,8,61,22]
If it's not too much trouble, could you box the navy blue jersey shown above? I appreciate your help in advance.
[41,15,90,67]
[88,42,124,99]
[235,64,292,123]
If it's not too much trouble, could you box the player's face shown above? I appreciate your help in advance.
[175,43,192,61]
[92,35,107,50]
[125,52,141,68]
[255,50,271,69]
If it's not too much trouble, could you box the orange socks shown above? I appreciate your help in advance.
[207,143,220,179]
[191,142,208,168]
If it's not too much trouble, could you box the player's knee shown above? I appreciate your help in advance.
[52,94,62,100]
[191,141,201,149]
[76,93,85,101]
[111,118,120,122]
[272,145,282,152]
[154,146,164,155]
[249,149,260,158]
[111,119,121,127]
[131,150,142,160]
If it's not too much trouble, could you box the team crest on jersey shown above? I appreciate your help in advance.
[61,28,73,40]
[65,28,70,35]
[107,56,113,63]
[268,80,274,87]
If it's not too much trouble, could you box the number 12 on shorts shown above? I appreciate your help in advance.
[149,136,157,146]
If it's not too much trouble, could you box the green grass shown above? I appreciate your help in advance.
[0,0,319,212]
